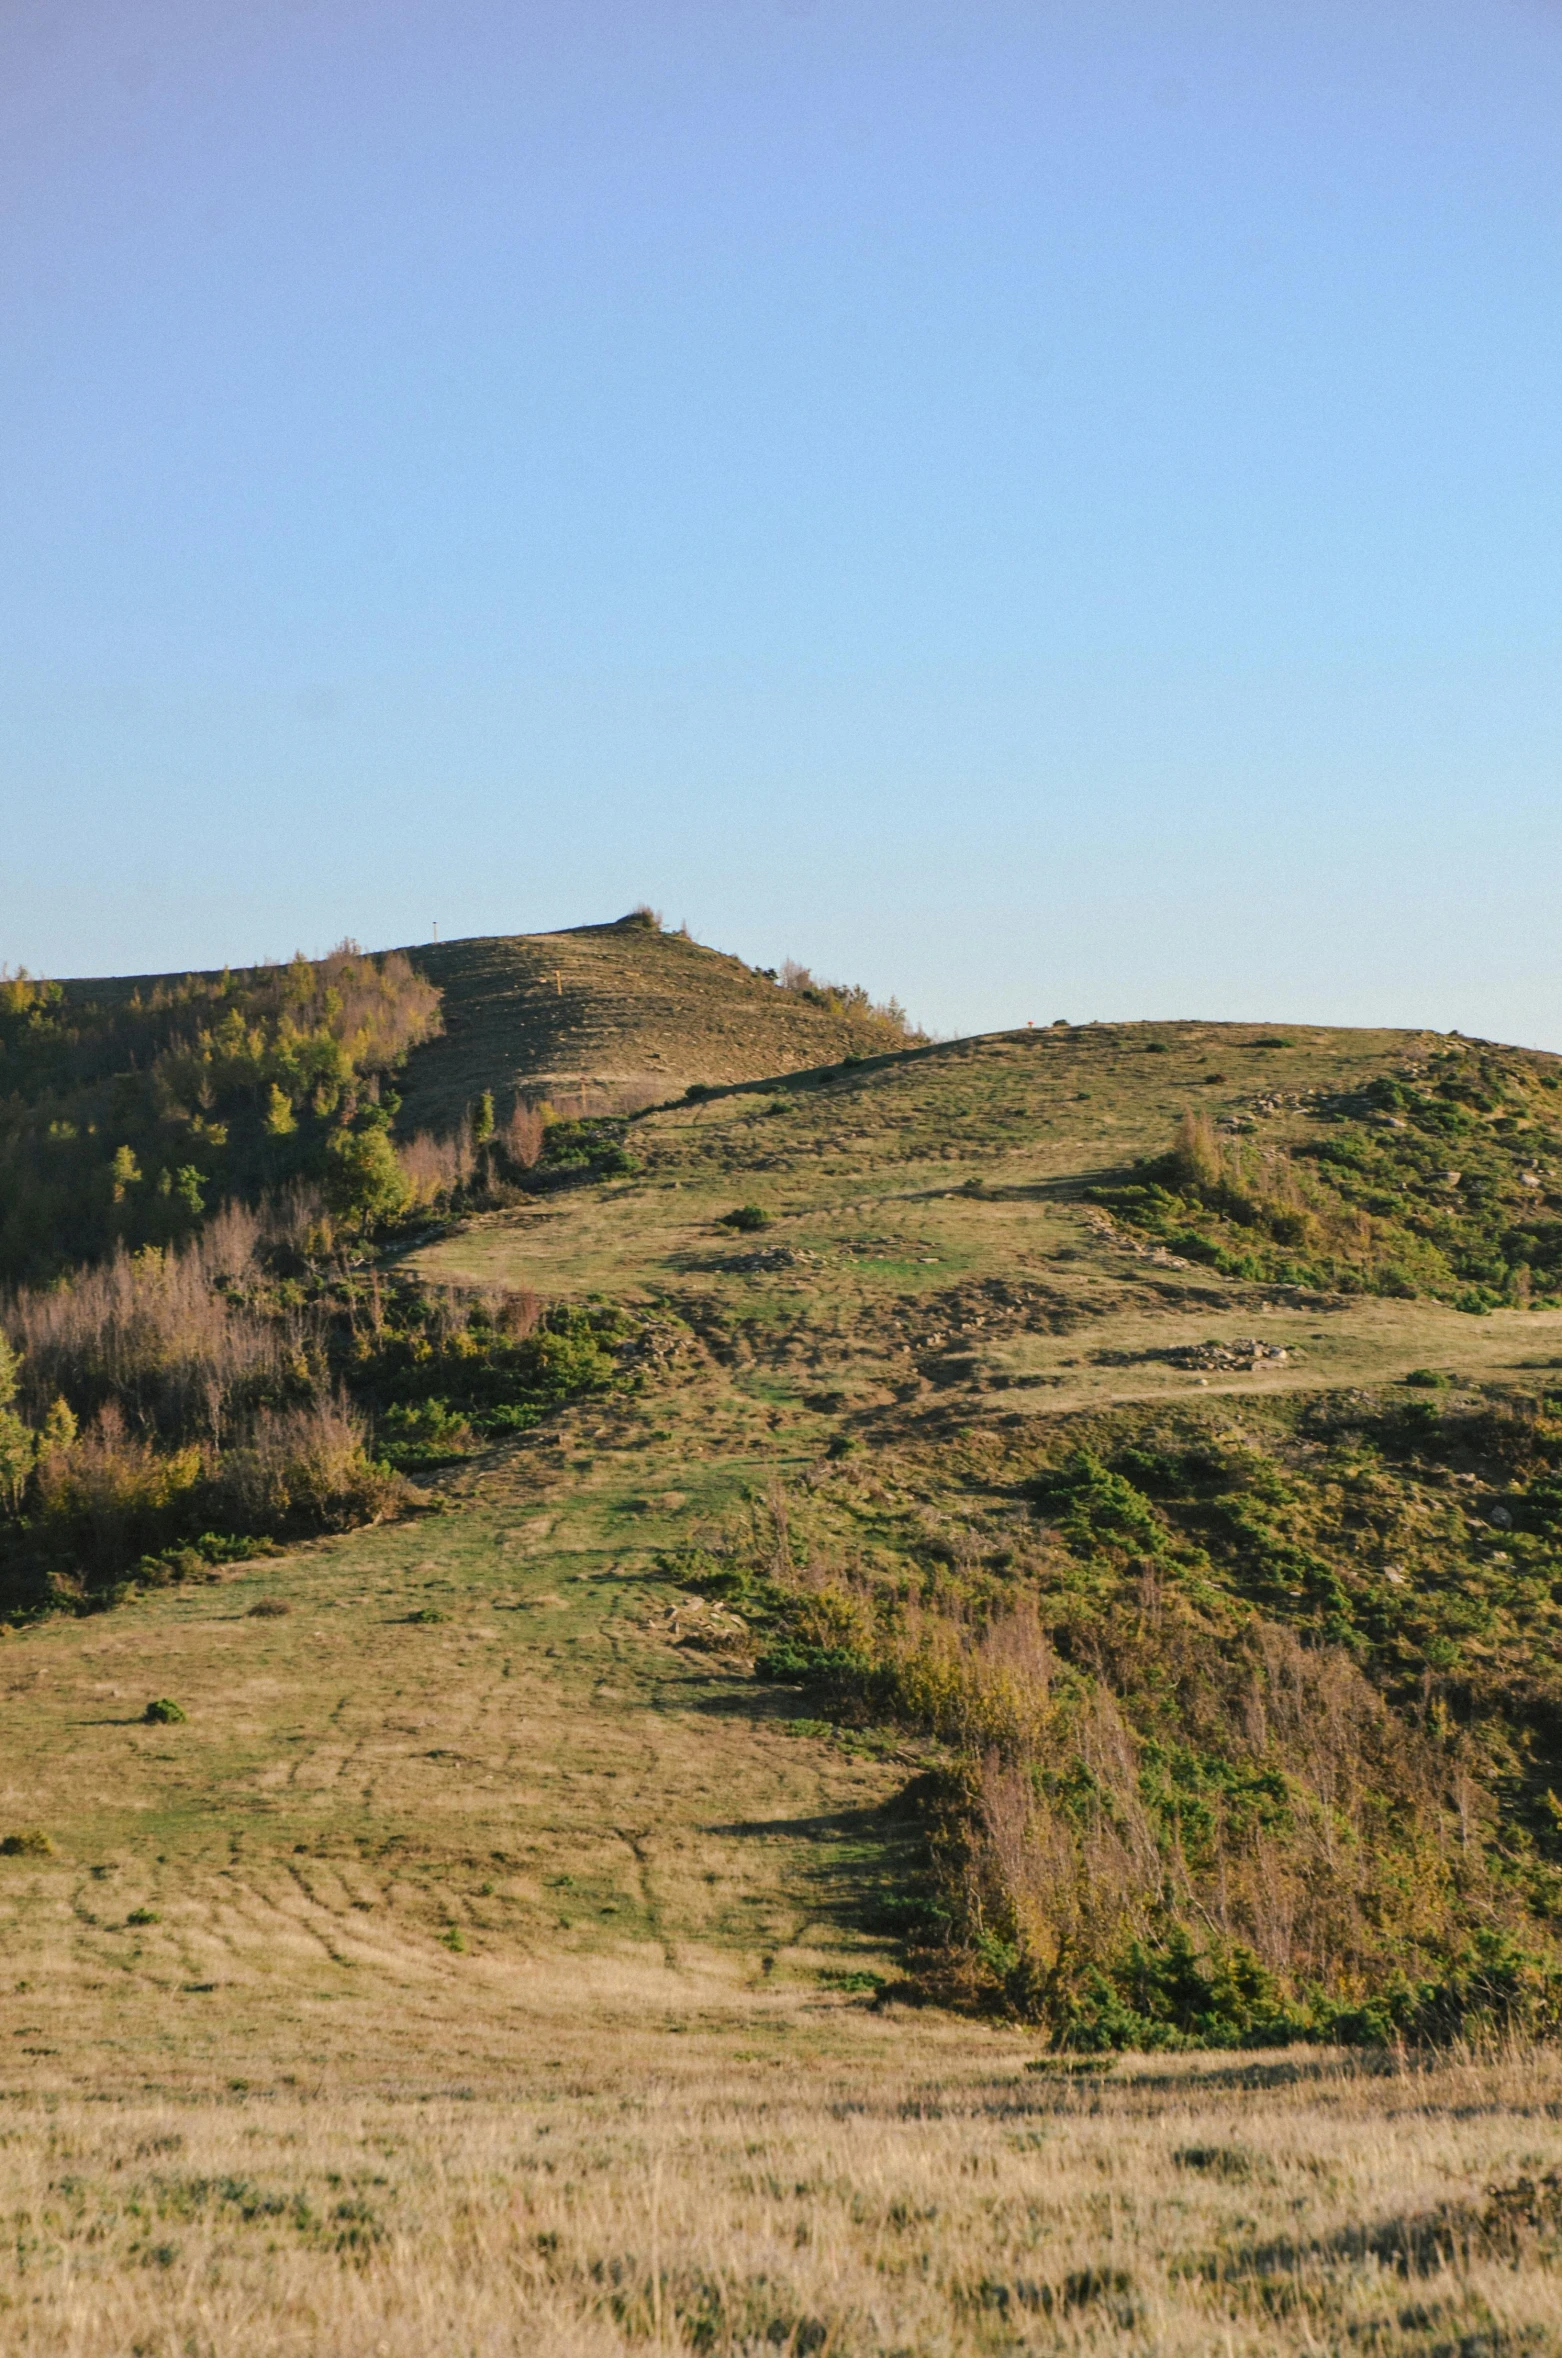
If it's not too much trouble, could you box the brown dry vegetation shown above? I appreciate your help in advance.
[10,2047,1562,2356]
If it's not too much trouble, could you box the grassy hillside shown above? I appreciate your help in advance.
[392,913,923,1131]
[404,1013,1562,2043]
[9,978,1562,2347]
[0,919,924,1621]
[1,916,916,1280]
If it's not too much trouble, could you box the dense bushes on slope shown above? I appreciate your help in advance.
[689,1386,1562,2045]
[1089,1048,1562,1308]
[0,1199,625,1615]
[0,934,662,1613]
[0,948,441,1281]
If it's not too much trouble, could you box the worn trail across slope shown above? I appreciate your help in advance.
[0,1469,914,2100]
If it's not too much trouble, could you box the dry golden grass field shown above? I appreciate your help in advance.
[8,1005,1562,2352]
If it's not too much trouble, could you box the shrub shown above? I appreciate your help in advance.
[247,1598,290,1618]
[33,1403,205,1577]
[776,959,926,1044]
[537,1118,630,1177]
[128,1531,268,1587]
[720,1205,771,1233]
[143,1698,186,1724]
[377,1399,476,1466]
[217,1397,407,1533]
[5,1212,291,1441]
[0,1830,53,1856]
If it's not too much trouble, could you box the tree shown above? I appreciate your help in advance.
[0,1411,32,1514]
[472,1091,495,1146]
[40,1397,77,1456]
[0,1337,31,1513]
[263,1083,297,1137]
[111,1144,142,1202]
[325,1125,410,1227]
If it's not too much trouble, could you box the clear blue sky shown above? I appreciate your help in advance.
[3,0,1559,1044]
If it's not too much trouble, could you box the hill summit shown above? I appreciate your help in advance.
[391,912,921,1129]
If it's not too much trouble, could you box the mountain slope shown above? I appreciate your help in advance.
[10,986,1562,2347]
[392,917,917,1130]
[401,1011,1562,2041]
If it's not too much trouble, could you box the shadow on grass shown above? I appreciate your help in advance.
[1206,2168,1562,2288]
[665,1668,947,1958]
[698,1797,942,1954]
[686,1677,812,1721]
[1101,2055,1363,2096]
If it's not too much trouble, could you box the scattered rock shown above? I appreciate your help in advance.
[1166,1337,1289,1372]
[1096,1337,1292,1374]
[1083,1209,1194,1270]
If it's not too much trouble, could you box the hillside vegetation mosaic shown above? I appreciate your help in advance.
[7,929,1562,2353]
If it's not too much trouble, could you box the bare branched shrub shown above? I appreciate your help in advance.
[396,1130,474,1207]
[1173,1108,1223,1191]
[502,1103,546,1170]
[4,1224,303,1443]
[217,1395,406,1531]
[972,1749,1148,1983]
[489,1287,542,1339]
[263,1181,334,1262]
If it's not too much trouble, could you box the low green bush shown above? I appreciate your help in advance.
[719,1205,771,1233]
